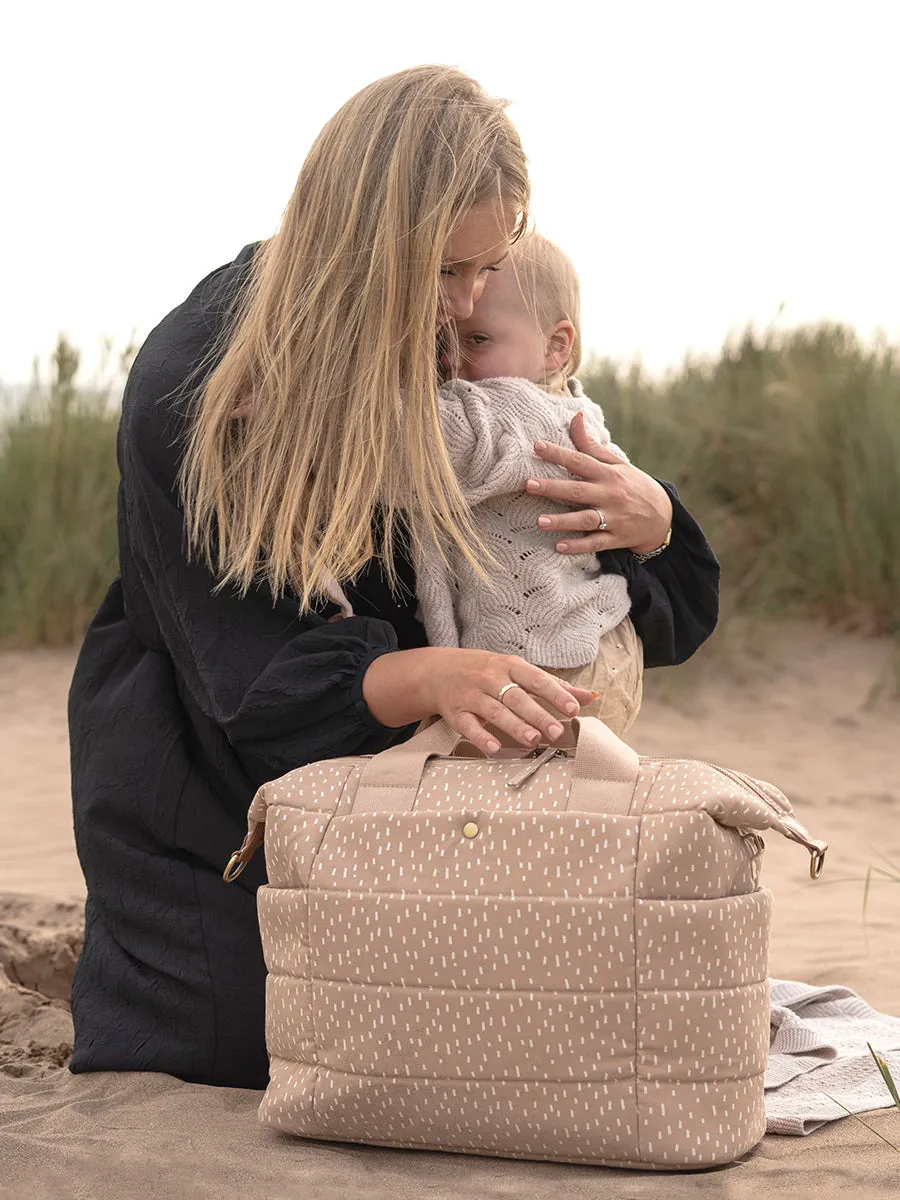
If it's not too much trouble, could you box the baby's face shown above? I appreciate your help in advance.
[448,264,549,383]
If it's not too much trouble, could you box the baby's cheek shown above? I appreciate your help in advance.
[465,352,497,381]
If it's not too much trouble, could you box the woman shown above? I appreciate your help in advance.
[69,66,718,1090]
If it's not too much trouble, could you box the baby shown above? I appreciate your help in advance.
[414,233,643,736]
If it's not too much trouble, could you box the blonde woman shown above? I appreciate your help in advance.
[68,66,718,1089]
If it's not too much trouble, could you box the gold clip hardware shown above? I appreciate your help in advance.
[809,847,827,880]
[222,821,265,883]
[223,853,247,883]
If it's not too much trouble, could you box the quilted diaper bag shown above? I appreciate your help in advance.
[224,715,827,1169]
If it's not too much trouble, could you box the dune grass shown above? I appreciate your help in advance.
[0,337,124,646]
[1,323,899,648]
[581,323,900,638]
[859,859,900,1150]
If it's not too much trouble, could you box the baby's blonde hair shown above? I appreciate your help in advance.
[180,66,529,609]
[510,232,582,376]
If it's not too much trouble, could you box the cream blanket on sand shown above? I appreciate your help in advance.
[765,978,900,1135]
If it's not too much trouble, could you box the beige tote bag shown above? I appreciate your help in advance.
[225,715,827,1169]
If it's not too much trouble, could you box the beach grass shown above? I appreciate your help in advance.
[860,855,900,1151]
[829,1042,900,1154]
[0,337,126,647]
[1,323,899,648]
[581,323,900,640]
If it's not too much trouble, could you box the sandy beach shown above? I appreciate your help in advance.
[1,623,899,1197]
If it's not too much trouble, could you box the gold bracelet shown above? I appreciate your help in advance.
[632,527,672,563]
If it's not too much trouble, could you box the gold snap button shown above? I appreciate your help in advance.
[462,821,479,839]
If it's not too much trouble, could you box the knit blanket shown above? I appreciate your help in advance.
[765,978,900,1135]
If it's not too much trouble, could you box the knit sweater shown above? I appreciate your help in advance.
[414,376,632,669]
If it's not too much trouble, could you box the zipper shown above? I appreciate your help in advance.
[644,756,790,815]
[646,756,826,879]
[354,743,567,779]
[505,751,826,879]
[506,746,567,789]
[712,765,792,816]
[342,748,825,879]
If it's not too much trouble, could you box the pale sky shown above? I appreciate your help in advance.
[3,0,898,384]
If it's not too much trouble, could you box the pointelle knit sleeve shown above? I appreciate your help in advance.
[436,377,614,503]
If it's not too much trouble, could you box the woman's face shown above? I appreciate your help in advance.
[438,201,518,325]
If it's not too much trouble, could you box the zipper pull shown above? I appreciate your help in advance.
[777,813,829,879]
[507,746,565,789]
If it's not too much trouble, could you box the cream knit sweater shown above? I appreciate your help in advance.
[414,376,632,669]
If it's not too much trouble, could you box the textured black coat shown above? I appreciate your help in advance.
[69,245,720,1089]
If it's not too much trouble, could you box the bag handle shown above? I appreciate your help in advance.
[351,716,466,812]
[565,715,640,815]
[351,715,640,815]
[225,716,642,878]
[224,717,462,880]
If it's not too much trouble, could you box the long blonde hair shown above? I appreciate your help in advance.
[180,65,529,608]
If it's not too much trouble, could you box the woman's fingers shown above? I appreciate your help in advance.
[536,508,615,533]
[365,648,598,744]
[535,512,637,552]
[527,444,625,506]
[495,689,586,745]
[553,532,613,554]
[531,439,609,481]
[451,702,547,757]
[526,472,615,506]
[454,711,504,757]
[567,410,625,461]
[468,692,566,750]
[529,413,673,554]
[443,658,597,755]
[512,666,593,717]
[479,666,596,746]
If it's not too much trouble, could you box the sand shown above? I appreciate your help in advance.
[1,624,898,1197]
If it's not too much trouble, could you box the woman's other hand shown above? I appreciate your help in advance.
[362,647,597,757]
[528,410,673,555]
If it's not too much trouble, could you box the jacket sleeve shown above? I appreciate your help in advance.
[119,387,413,787]
[600,481,720,668]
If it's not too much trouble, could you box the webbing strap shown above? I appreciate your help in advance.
[350,716,640,815]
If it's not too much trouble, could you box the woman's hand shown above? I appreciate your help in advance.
[362,647,597,757]
[527,410,673,555]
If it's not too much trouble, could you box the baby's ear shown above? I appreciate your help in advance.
[544,320,576,372]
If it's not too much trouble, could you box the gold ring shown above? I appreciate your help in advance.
[594,509,608,531]
[497,682,522,702]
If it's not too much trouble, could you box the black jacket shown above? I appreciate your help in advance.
[69,245,719,1089]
